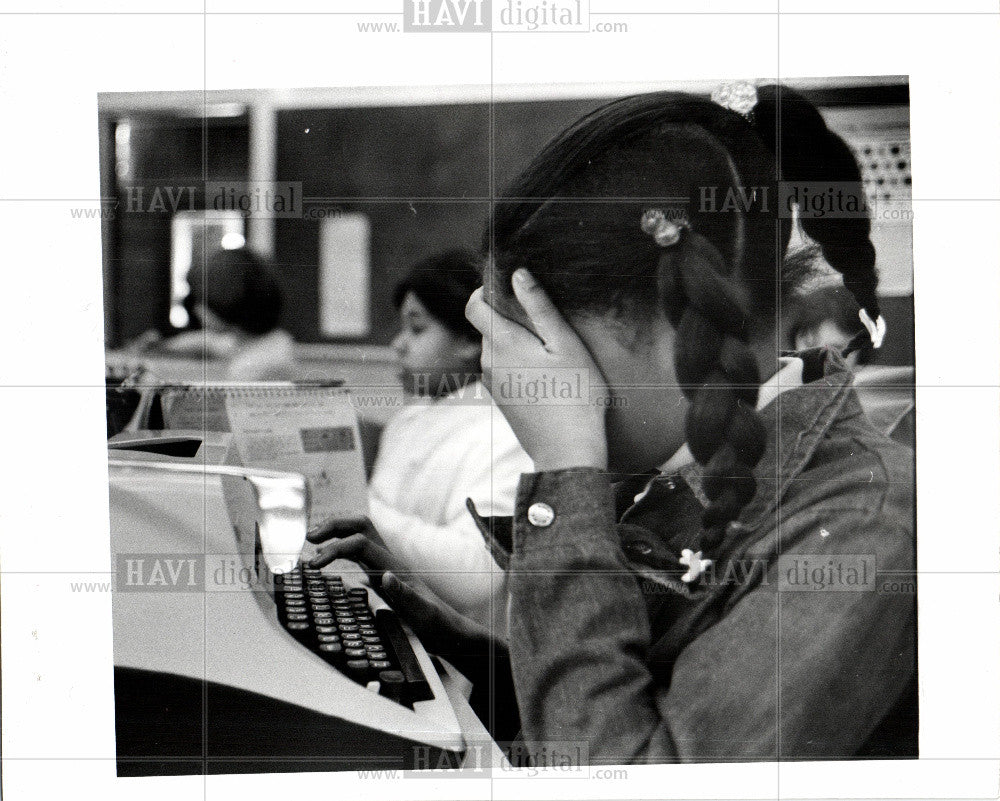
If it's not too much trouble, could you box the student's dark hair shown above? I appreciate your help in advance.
[752,85,881,357]
[393,249,482,340]
[188,247,283,336]
[485,85,879,554]
[787,283,875,366]
[753,90,880,332]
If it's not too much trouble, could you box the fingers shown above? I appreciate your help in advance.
[465,285,542,353]
[377,571,480,650]
[306,517,368,544]
[307,532,389,570]
[464,287,491,334]
[377,571,444,631]
[509,268,574,351]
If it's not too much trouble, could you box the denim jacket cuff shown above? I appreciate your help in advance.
[513,469,618,555]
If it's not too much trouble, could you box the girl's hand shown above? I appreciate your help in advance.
[306,518,397,574]
[465,268,609,472]
[377,571,502,657]
[307,516,388,553]
[306,527,500,657]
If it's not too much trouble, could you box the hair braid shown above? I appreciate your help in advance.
[659,230,769,551]
[753,85,882,347]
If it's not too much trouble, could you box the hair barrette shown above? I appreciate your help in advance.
[640,208,689,247]
[858,308,887,349]
[711,81,759,119]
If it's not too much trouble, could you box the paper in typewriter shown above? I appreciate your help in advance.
[224,386,368,526]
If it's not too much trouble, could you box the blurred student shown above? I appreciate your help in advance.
[184,248,298,382]
[786,281,874,369]
[318,250,532,627]
[786,282,914,446]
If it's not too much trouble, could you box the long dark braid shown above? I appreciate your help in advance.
[752,85,882,353]
[655,230,769,549]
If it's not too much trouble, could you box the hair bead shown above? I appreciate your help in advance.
[711,81,759,119]
[640,208,688,247]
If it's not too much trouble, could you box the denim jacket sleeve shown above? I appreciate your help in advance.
[507,467,915,763]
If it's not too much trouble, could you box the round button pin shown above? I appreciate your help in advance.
[527,502,555,527]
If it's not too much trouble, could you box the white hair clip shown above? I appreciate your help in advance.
[640,208,688,247]
[859,308,887,349]
[679,548,712,583]
[711,81,759,118]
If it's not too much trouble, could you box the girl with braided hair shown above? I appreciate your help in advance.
[309,84,915,762]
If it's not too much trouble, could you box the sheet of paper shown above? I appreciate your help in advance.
[224,387,368,526]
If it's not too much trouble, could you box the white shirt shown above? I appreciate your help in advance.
[226,329,298,382]
[367,382,534,624]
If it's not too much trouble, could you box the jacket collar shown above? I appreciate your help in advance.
[668,346,857,530]
[649,354,807,495]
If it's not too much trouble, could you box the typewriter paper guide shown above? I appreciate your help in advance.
[109,463,464,752]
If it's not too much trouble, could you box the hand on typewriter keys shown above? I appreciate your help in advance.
[307,520,404,580]
[307,519,506,670]
[376,571,505,658]
[307,516,389,551]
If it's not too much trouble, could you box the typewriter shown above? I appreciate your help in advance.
[108,432,471,775]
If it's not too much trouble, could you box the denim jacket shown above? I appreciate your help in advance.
[469,349,916,763]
